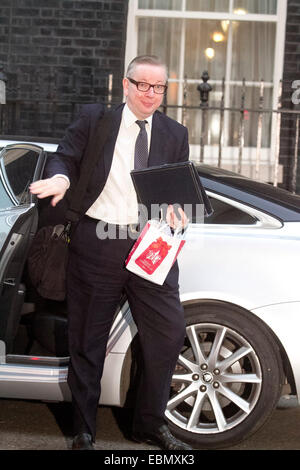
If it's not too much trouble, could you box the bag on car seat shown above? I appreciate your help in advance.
[27,223,70,301]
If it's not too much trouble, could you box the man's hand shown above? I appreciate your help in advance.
[166,205,189,231]
[29,177,69,207]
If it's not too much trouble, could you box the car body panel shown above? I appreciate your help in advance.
[179,222,300,309]
[251,301,300,400]
[0,361,70,401]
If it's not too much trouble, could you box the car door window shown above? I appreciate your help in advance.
[0,147,39,206]
[0,179,13,210]
[205,196,257,225]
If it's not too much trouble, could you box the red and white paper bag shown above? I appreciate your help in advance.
[126,220,186,285]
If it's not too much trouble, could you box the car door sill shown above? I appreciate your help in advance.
[5,354,69,367]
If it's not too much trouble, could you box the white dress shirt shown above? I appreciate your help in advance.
[86,104,152,224]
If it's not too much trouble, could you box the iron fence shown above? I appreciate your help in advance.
[163,74,300,194]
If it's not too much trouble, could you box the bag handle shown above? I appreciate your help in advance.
[65,109,113,223]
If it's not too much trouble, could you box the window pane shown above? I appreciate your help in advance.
[231,21,276,81]
[185,20,227,80]
[0,176,14,209]
[204,197,257,224]
[163,79,178,123]
[174,83,273,148]
[186,0,229,12]
[228,85,273,147]
[233,0,277,14]
[138,18,182,79]
[183,84,224,146]
[165,81,180,122]
[138,0,182,10]
[1,148,39,204]
[166,82,179,106]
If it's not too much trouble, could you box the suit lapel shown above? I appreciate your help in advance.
[148,111,169,167]
[103,103,124,179]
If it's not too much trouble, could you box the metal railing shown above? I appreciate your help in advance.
[163,73,300,194]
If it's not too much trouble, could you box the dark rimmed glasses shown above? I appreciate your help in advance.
[127,77,168,94]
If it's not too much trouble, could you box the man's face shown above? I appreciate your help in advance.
[123,63,167,120]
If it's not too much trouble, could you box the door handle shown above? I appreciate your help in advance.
[3,278,16,287]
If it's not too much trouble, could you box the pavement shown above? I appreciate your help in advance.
[0,395,299,451]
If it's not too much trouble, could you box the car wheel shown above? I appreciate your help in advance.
[166,301,284,449]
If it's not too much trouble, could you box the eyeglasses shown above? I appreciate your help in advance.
[127,77,168,94]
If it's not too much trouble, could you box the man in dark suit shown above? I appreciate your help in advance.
[30,55,192,450]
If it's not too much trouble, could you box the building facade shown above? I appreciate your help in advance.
[0,0,299,191]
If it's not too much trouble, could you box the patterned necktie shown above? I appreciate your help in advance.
[134,120,148,169]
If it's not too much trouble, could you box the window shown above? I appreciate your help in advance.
[0,178,13,210]
[0,148,39,205]
[204,195,257,224]
[126,0,287,174]
[139,0,182,9]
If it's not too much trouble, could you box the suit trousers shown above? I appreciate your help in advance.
[66,216,186,441]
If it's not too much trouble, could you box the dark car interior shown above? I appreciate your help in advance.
[14,202,71,360]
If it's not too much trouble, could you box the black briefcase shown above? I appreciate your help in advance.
[130,161,213,223]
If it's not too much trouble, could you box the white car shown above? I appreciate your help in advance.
[0,142,300,449]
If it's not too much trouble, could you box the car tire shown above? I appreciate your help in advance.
[166,301,284,449]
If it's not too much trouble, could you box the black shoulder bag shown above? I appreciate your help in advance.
[27,111,112,301]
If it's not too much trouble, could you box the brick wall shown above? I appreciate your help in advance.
[280,0,300,191]
[0,0,128,139]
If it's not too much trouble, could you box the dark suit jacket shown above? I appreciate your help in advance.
[45,103,189,216]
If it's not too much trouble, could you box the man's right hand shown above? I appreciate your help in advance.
[29,177,69,207]
[166,205,189,230]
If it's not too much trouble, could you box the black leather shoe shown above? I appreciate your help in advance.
[72,433,94,450]
[132,424,193,450]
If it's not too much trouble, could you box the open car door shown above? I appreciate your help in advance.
[0,143,46,354]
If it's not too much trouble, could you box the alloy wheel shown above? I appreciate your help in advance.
[166,322,262,434]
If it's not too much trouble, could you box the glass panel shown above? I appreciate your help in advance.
[186,0,229,12]
[0,176,13,209]
[138,0,182,10]
[1,148,39,204]
[231,21,276,81]
[204,197,257,224]
[173,83,273,148]
[228,85,273,147]
[183,84,224,146]
[233,0,277,14]
[165,81,180,121]
[166,82,179,106]
[185,20,227,80]
[138,18,182,80]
